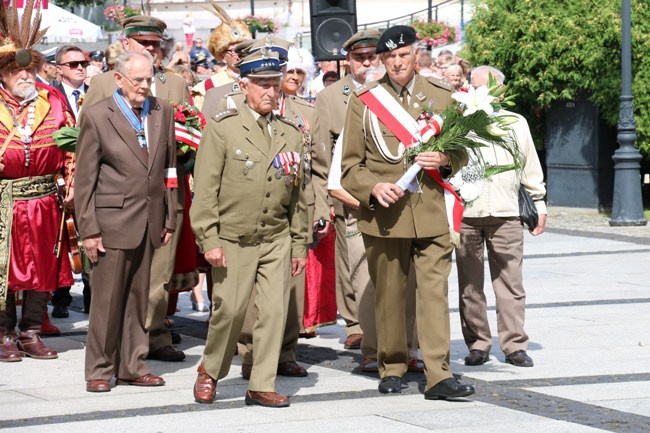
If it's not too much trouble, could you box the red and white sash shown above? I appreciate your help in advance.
[357,84,463,245]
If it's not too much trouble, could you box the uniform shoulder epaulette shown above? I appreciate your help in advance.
[213,109,238,122]
[426,76,453,91]
[353,80,379,96]
[276,115,300,131]
[288,95,313,107]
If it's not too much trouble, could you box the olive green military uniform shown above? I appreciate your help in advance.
[191,103,308,392]
[311,74,361,338]
[340,74,467,388]
[211,91,315,367]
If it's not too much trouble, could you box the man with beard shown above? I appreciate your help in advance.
[82,15,190,364]
[0,0,75,362]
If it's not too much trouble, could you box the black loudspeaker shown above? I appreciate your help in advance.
[310,0,357,61]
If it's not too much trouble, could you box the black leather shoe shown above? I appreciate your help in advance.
[378,376,407,394]
[424,378,475,400]
[505,350,534,367]
[147,346,185,362]
[464,349,489,366]
[51,305,69,319]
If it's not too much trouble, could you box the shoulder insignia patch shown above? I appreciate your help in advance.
[232,82,240,92]
[214,109,238,122]
[342,84,351,96]
[426,76,453,91]
[157,71,166,84]
[353,80,379,96]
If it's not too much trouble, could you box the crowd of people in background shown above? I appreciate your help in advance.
[0,0,547,409]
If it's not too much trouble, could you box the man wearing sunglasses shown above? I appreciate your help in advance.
[81,15,191,365]
[54,45,88,117]
[47,45,89,324]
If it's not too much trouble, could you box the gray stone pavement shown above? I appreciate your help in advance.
[1,206,649,433]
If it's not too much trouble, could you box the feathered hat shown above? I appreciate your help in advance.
[286,46,316,82]
[0,0,48,71]
[203,0,251,61]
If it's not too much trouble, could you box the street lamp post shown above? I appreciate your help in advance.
[609,0,647,226]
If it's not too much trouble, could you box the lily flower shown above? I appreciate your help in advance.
[452,85,495,117]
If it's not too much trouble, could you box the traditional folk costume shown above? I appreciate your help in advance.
[0,0,74,362]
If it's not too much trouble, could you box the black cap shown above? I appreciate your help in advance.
[89,50,104,61]
[376,25,417,54]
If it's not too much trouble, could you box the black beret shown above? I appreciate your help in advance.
[376,25,417,54]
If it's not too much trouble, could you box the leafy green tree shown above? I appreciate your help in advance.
[463,0,650,155]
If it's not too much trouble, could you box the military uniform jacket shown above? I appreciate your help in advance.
[75,95,178,249]
[190,102,309,259]
[340,74,467,238]
[311,74,356,221]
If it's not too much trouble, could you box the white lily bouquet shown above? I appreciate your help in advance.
[399,76,521,196]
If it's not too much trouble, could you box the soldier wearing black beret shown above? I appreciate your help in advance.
[340,25,475,400]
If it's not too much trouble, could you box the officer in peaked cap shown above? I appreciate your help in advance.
[247,35,293,66]
[342,28,382,54]
[340,24,474,399]
[122,15,167,41]
[191,48,308,408]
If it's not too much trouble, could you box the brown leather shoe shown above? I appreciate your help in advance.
[194,363,217,404]
[116,374,165,386]
[241,363,252,380]
[343,333,362,349]
[86,380,111,393]
[407,359,424,373]
[361,358,379,373]
[277,361,308,377]
[245,391,290,408]
[16,330,58,359]
[147,346,186,362]
[0,335,21,363]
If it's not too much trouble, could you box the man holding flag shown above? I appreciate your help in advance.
[340,25,475,399]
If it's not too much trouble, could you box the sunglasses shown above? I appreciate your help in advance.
[59,60,89,69]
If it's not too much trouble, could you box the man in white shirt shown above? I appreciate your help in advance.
[456,65,547,369]
[54,45,88,117]
[50,44,88,319]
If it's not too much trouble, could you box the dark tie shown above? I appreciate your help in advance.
[71,89,80,111]
[257,116,271,146]
[400,86,409,109]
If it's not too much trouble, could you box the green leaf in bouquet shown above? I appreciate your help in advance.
[52,127,80,152]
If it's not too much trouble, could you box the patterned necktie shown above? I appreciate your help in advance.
[257,116,271,146]
[71,89,80,112]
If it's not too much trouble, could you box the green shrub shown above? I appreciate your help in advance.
[463,0,650,155]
